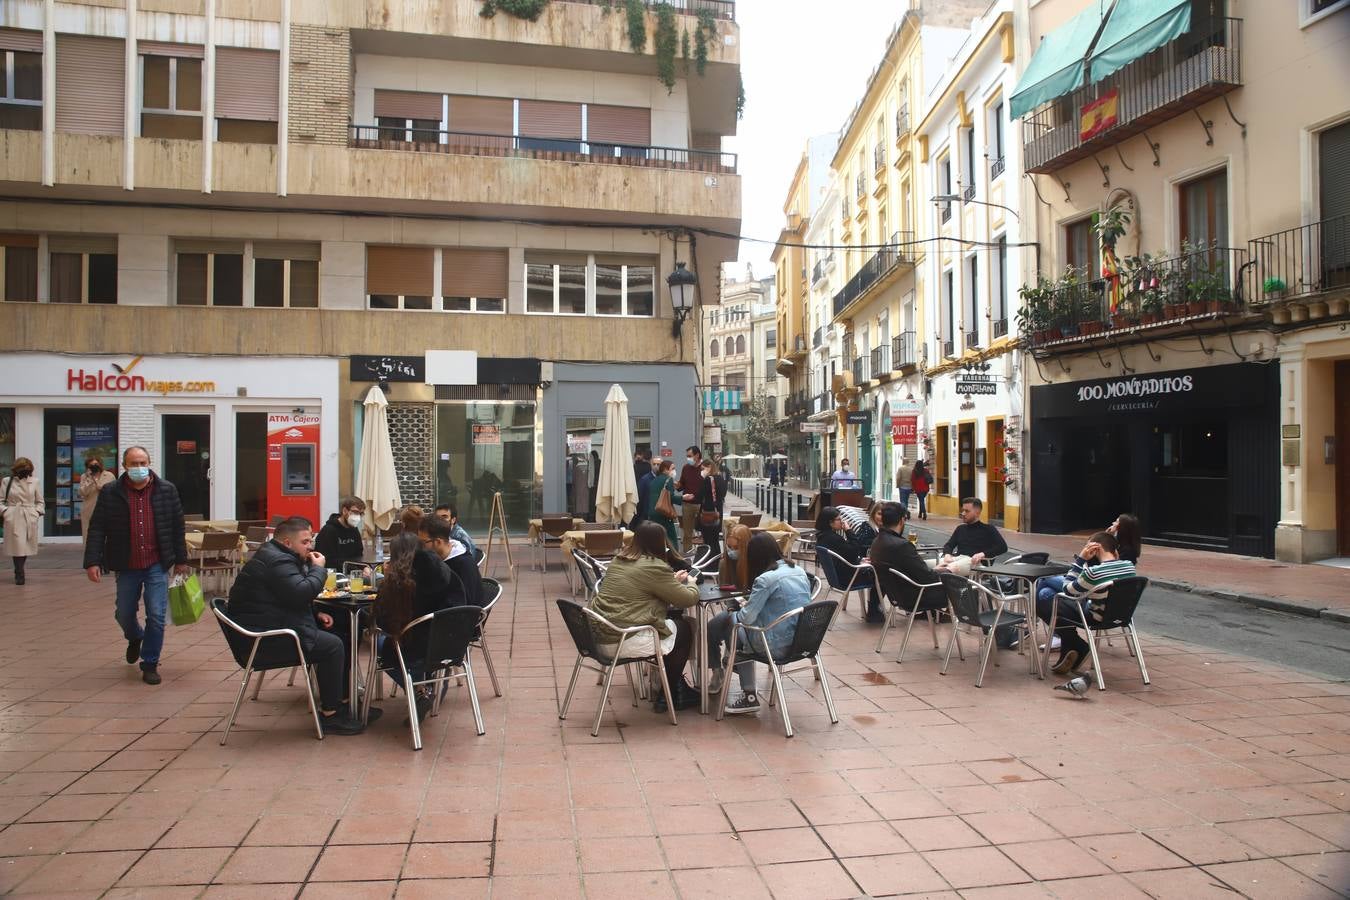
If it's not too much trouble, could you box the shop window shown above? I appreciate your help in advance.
[0,49,42,131]
[935,424,950,495]
[43,409,118,538]
[254,243,321,308]
[176,248,244,306]
[0,407,14,479]
[1153,423,1227,477]
[1,234,38,301]
[141,54,203,139]
[48,237,118,304]
[436,401,538,535]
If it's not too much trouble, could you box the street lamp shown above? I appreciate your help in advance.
[931,193,1021,222]
[667,261,697,338]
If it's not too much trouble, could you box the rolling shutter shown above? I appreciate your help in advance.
[587,105,650,146]
[139,41,204,58]
[448,95,513,135]
[215,47,280,121]
[443,248,508,299]
[366,246,433,297]
[518,99,581,139]
[0,29,42,53]
[55,35,125,136]
[374,89,442,121]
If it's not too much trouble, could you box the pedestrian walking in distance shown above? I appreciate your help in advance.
[1,457,43,585]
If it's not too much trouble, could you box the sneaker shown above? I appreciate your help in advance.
[320,714,366,736]
[707,670,725,696]
[126,639,142,665]
[140,665,161,685]
[1051,650,1083,676]
[724,692,760,715]
[1038,636,1062,653]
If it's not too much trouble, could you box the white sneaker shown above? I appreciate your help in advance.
[1038,636,1062,652]
[725,692,760,714]
[707,670,724,696]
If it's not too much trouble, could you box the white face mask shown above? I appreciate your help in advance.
[686,456,694,465]
[346,513,362,529]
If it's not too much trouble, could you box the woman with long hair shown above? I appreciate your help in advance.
[718,522,752,591]
[646,458,680,551]
[910,461,931,520]
[706,532,812,715]
[376,531,453,721]
[589,522,700,712]
[1034,512,1142,652]
[1109,513,1141,564]
[813,505,882,622]
[1,457,42,585]
[696,458,727,557]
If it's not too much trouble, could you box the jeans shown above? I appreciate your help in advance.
[707,611,760,694]
[899,487,912,512]
[916,493,928,517]
[115,565,169,666]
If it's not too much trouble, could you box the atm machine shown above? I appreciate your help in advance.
[266,412,320,526]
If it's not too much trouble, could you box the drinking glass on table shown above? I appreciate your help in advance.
[324,571,337,593]
[350,573,365,593]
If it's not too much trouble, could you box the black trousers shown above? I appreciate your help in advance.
[251,630,348,713]
[661,616,694,690]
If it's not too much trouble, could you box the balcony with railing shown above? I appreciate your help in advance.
[941,337,955,359]
[961,184,976,203]
[349,126,737,174]
[892,331,917,370]
[851,354,870,386]
[989,156,1005,180]
[831,231,916,319]
[841,198,851,223]
[855,172,867,199]
[895,105,910,141]
[1024,245,1250,351]
[814,390,832,414]
[1248,215,1350,308]
[1022,17,1242,174]
[812,325,824,348]
[993,315,1009,339]
[812,252,835,284]
[873,143,887,173]
[964,329,980,351]
[869,343,890,381]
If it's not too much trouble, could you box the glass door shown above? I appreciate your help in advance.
[235,412,268,522]
[436,401,537,536]
[162,414,212,518]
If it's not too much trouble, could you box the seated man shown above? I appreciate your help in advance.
[419,514,485,609]
[936,497,1008,575]
[433,503,478,559]
[227,517,367,735]
[1037,531,1137,674]
[868,502,943,616]
[315,495,366,572]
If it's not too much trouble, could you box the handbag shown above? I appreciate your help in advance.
[168,572,206,626]
[654,482,677,519]
[699,476,721,527]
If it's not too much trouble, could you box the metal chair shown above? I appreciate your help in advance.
[939,574,1038,687]
[192,532,242,592]
[475,577,504,697]
[1044,576,1150,690]
[571,549,608,603]
[536,515,574,572]
[876,565,947,662]
[816,546,874,620]
[583,529,624,558]
[714,599,840,738]
[243,526,269,554]
[211,598,323,745]
[789,527,818,571]
[364,605,486,750]
[555,599,678,737]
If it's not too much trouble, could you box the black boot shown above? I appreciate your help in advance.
[13,557,25,585]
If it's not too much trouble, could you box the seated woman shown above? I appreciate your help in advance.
[1036,531,1138,674]
[707,532,813,714]
[375,532,454,722]
[589,522,700,712]
[718,523,752,591]
[814,505,883,623]
[853,502,884,549]
[1035,513,1140,649]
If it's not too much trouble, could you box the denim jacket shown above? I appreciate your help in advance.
[450,523,477,556]
[735,560,811,655]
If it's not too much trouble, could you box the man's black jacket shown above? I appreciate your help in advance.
[870,529,942,609]
[227,540,327,652]
[83,472,188,572]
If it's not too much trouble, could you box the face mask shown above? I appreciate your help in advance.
[346,514,363,529]
[686,456,694,466]
[127,466,150,483]
[727,548,740,561]
[842,466,850,472]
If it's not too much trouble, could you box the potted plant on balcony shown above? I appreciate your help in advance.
[1263,276,1287,301]
[1015,278,1054,344]
[1055,269,1082,337]
[1079,287,1106,335]
[1185,266,1227,315]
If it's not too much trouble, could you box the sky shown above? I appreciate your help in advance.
[724,1,912,282]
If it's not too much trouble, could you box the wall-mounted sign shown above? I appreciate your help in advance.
[176,440,197,454]
[1032,363,1274,419]
[845,411,870,425]
[473,424,502,446]
[350,355,424,383]
[891,416,918,443]
[955,373,998,395]
[799,422,832,434]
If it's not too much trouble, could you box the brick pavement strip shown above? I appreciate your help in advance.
[1,559,1348,897]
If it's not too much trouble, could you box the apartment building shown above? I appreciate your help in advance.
[916,1,1025,527]
[802,154,843,488]
[700,268,783,459]
[1013,0,1348,560]
[825,1,984,501]
[0,0,742,539]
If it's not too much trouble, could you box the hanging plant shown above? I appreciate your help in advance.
[736,73,746,120]
[624,0,647,53]
[479,0,551,21]
[681,28,691,75]
[653,3,678,94]
[693,8,717,76]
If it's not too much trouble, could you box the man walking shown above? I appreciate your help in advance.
[677,446,704,552]
[84,446,190,685]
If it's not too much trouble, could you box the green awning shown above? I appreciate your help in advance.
[1089,0,1192,82]
[1009,3,1112,119]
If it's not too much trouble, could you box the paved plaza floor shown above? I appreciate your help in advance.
[1,550,1347,898]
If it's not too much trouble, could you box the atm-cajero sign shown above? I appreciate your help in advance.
[66,356,217,396]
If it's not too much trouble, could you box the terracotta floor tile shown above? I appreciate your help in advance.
[922,846,1031,889]
[756,859,861,900]
[156,814,258,849]
[737,827,832,865]
[399,847,491,879]
[891,815,989,852]
[242,814,336,847]
[1279,851,1350,893]
[672,865,771,900]
[329,815,419,846]
[1147,823,1263,865]
[1217,817,1341,856]
[493,807,576,841]
[409,813,494,844]
[721,798,807,832]
[650,803,730,836]
[14,849,140,893]
[19,792,122,823]
[999,838,1112,881]
[1204,858,1343,900]
[490,839,578,876]
[486,873,583,900]
[573,806,653,838]
[1125,864,1272,899]
[577,835,664,873]
[961,810,1061,844]
[1041,874,1152,898]
[299,881,396,899]
[118,847,233,887]
[308,843,406,882]
[815,820,911,858]
[1284,812,1350,849]
[393,877,490,900]
[0,854,50,894]
[214,845,320,884]
[1073,831,1190,872]
[580,870,677,900]
[868,788,952,820]
[0,820,89,857]
[842,851,951,896]
[792,792,880,826]
[658,831,752,869]
[959,883,1057,899]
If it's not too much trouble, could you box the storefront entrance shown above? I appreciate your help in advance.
[958,423,976,502]
[436,401,537,535]
[562,416,651,521]
[162,414,212,519]
[987,419,1005,524]
[235,412,267,523]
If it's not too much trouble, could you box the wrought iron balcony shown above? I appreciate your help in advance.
[831,231,916,318]
[892,331,917,369]
[1025,245,1249,351]
[895,105,910,140]
[964,330,980,350]
[1022,17,1242,174]
[962,184,976,203]
[349,126,737,173]
[869,343,889,379]
[989,156,1005,180]
[814,391,832,414]
[1248,215,1350,305]
[992,317,1009,339]
[941,338,955,359]
[940,204,952,224]
[841,198,851,222]
[855,172,867,199]
[851,354,870,385]
[873,143,886,172]
[812,326,824,348]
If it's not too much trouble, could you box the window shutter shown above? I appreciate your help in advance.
[48,235,116,254]
[56,35,125,136]
[442,248,508,299]
[447,95,513,135]
[1320,121,1350,222]
[366,246,433,297]
[518,100,581,139]
[215,47,279,121]
[587,105,650,145]
[0,29,42,52]
[254,241,320,261]
[138,41,204,58]
[374,89,442,121]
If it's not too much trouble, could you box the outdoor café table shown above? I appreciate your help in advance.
[196,519,240,533]
[559,529,632,560]
[185,530,246,554]
[313,589,377,713]
[975,561,1072,678]
[695,580,746,715]
[526,517,584,543]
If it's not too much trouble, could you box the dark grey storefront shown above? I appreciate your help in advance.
[1029,361,1280,557]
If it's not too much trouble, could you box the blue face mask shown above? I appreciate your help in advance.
[727,548,740,561]
[127,466,150,483]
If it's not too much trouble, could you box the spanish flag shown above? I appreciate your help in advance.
[1079,89,1119,142]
